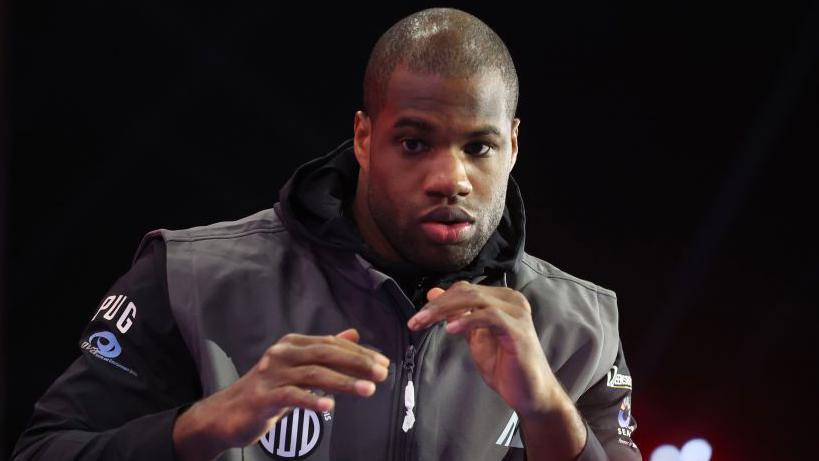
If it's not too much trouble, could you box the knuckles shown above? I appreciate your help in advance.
[280,333,300,343]
[306,344,331,362]
[449,283,531,313]
[300,365,322,382]
[265,343,290,359]
[450,282,486,305]
[270,385,301,405]
[506,290,531,312]
[320,335,337,345]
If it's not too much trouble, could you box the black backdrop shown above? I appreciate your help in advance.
[3,1,818,459]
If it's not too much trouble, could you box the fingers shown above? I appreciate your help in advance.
[255,330,390,412]
[335,328,360,343]
[266,342,389,384]
[200,329,389,451]
[279,331,390,367]
[285,365,379,397]
[409,282,482,330]
[426,287,445,301]
[409,282,530,332]
[444,308,508,335]
[265,385,336,413]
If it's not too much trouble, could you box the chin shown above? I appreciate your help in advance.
[410,246,478,273]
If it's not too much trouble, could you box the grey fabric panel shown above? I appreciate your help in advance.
[152,207,630,460]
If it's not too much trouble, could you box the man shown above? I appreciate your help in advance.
[14,8,641,461]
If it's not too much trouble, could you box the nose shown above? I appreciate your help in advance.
[423,148,473,200]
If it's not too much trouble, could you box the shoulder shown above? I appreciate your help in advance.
[518,252,617,300]
[515,252,621,355]
[132,207,293,260]
[161,207,286,242]
[515,253,623,398]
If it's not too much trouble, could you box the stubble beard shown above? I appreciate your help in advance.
[367,182,508,273]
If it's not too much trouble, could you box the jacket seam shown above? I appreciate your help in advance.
[594,289,605,371]
[165,226,286,243]
[521,258,617,299]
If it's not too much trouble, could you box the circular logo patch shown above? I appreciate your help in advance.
[259,408,323,459]
[618,396,632,428]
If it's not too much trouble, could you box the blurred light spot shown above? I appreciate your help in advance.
[650,445,681,461]
[650,439,712,461]
[681,438,712,461]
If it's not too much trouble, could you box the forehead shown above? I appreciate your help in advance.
[378,66,509,130]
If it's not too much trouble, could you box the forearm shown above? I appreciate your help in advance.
[520,389,587,461]
[172,400,229,461]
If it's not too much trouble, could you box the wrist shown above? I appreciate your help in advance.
[172,400,229,461]
[518,390,586,461]
[516,367,571,419]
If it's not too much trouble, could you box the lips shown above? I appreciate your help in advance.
[420,207,475,224]
[419,207,475,244]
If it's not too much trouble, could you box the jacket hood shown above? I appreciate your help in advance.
[278,139,526,290]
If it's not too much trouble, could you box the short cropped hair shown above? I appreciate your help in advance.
[363,8,519,122]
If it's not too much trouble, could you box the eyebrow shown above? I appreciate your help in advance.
[392,117,435,133]
[467,126,502,138]
[392,116,502,138]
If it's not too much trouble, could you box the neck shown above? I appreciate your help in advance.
[351,175,402,264]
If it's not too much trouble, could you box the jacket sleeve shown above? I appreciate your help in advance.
[12,238,203,460]
[573,343,642,461]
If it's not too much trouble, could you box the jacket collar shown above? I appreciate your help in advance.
[278,139,527,291]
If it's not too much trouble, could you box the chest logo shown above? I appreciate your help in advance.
[259,408,324,459]
[496,412,524,448]
[606,365,633,390]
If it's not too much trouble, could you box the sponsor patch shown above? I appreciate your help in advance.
[92,295,137,334]
[617,437,638,449]
[88,331,121,358]
[617,396,635,438]
[81,330,137,376]
[607,365,633,390]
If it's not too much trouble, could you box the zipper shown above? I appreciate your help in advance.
[387,275,436,460]
[401,344,417,432]
[388,273,506,460]
[401,275,428,436]
[394,331,434,461]
[391,337,416,461]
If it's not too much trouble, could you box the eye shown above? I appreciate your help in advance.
[401,138,429,154]
[464,142,493,157]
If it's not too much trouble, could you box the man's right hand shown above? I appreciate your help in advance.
[172,328,389,461]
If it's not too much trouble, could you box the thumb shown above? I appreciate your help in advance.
[335,328,360,343]
[426,287,446,301]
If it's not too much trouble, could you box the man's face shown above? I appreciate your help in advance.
[353,65,520,272]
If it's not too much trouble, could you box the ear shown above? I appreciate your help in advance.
[353,110,372,173]
[510,117,520,169]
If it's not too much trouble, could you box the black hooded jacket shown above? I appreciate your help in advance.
[13,140,641,461]
[279,138,524,301]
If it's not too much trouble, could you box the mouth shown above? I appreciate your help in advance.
[419,207,475,244]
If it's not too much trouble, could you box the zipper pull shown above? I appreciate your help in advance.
[402,345,416,432]
[402,380,416,432]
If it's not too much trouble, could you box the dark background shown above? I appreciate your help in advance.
[3,1,818,459]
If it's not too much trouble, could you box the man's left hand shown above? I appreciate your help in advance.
[407,281,556,417]
[407,281,587,460]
